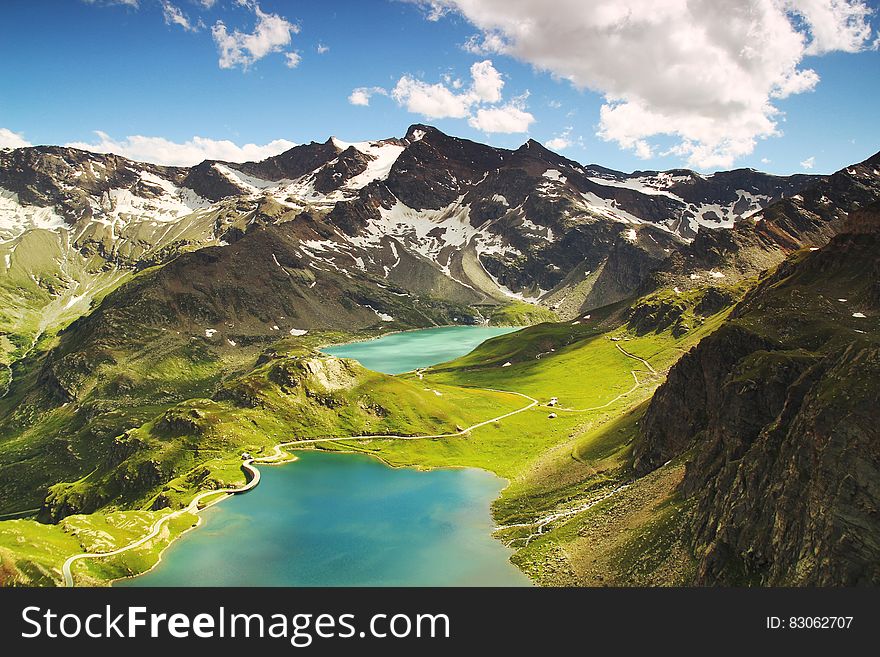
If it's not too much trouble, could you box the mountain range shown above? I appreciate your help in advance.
[0,125,878,586]
[0,124,828,352]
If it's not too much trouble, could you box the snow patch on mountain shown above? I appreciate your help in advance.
[0,188,68,243]
[520,217,555,242]
[351,197,481,262]
[93,177,212,230]
[363,304,393,322]
[345,142,405,190]
[213,163,277,194]
[579,192,644,225]
[543,169,566,182]
[587,175,682,200]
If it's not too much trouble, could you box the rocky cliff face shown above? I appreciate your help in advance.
[632,204,880,585]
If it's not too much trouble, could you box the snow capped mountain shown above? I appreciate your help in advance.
[0,124,839,356]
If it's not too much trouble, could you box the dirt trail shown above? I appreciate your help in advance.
[544,344,659,413]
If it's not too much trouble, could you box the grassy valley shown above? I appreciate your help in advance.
[0,267,745,586]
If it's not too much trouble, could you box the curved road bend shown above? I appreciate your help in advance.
[62,461,260,587]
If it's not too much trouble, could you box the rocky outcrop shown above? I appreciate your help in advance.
[313,146,370,194]
[693,344,880,585]
[632,324,781,475]
[180,160,246,201]
[631,215,880,585]
[0,145,186,222]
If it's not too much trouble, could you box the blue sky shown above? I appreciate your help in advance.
[0,0,878,174]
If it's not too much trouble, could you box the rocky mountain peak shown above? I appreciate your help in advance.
[516,138,548,153]
[403,123,439,143]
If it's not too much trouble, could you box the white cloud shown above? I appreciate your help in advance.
[285,51,302,68]
[468,103,535,133]
[389,59,532,132]
[800,155,816,169]
[161,1,196,32]
[544,136,569,150]
[83,0,140,7]
[633,140,654,160]
[392,76,474,119]
[412,0,877,169]
[200,0,217,8]
[787,0,876,54]
[417,1,451,21]
[317,43,329,54]
[761,157,772,164]
[462,31,506,55]
[65,131,296,167]
[348,86,388,106]
[212,2,300,70]
[469,59,504,103]
[544,126,578,151]
[770,68,821,98]
[442,73,464,89]
[0,128,32,149]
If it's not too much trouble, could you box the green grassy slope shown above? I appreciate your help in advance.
[323,285,746,585]
[0,277,746,586]
[0,331,529,585]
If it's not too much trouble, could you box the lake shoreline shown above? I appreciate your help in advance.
[116,449,532,587]
[98,326,532,588]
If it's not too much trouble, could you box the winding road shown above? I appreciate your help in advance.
[61,388,538,587]
[541,343,659,413]
[62,461,262,587]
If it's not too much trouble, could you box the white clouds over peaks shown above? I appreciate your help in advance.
[413,0,876,168]
[0,128,32,149]
[800,155,816,169]
[468,93,534,133]
[392,76,473,119]
[65,131,296,167]
[212,2,300,70]
[348,87,388,107]
[382,59,535,132]
[468,104,533,133]
[545,126,579,151]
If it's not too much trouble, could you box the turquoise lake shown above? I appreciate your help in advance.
[119,325,531,587]
[322,325,518,374]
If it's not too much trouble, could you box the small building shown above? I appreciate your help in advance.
[548,397,558,407]
[241,452,253,461]
[548,413,557,419]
